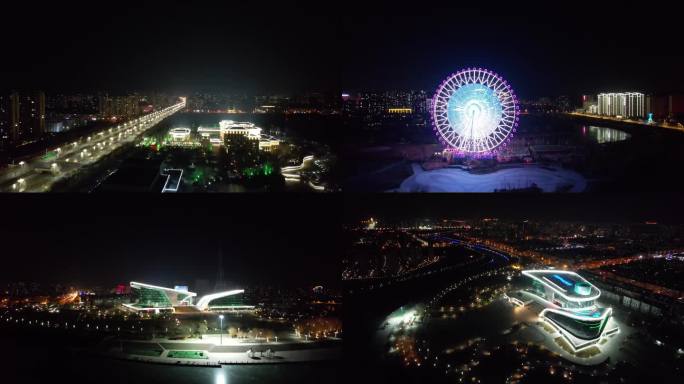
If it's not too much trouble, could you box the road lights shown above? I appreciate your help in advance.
[15,178,26,192]
[219,314,224,345]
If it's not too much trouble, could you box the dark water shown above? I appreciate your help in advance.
[517,115,684,191]
[343,246,509,383]
[7,351,337,384]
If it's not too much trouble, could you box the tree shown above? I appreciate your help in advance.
[262,329,276,342]
[197,321,208,336]
[228,326,238,338]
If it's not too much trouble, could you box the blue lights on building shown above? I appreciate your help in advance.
[574,282,592,296]
[553,274,574,287]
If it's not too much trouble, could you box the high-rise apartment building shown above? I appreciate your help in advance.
[597,92,644,118]
[0,91,46,150]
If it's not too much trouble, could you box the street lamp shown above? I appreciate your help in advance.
[218,314,224,345]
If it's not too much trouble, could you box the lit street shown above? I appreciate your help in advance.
[0,99,185,192]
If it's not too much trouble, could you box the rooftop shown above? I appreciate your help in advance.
[523,270,600,301]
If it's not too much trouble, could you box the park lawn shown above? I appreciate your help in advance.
[167,350,209,359]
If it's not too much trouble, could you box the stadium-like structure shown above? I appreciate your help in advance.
[123,282,254,313]
[507,270,619,351]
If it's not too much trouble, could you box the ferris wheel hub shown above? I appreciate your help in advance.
[432,68,519,155]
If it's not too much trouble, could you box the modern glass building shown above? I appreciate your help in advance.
[513,270,619,351]
[123,283,253,313]
[123,282,197,313]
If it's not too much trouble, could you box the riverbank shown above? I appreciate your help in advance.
[565,112,684,133]
[102,335,342,367]
[107,346,340,367]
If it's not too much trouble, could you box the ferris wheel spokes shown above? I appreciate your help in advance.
[432,68,519,155]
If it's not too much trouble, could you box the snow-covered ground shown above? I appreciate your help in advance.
[393,163,587,192]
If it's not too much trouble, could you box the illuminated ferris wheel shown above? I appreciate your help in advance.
[431,68,519,154]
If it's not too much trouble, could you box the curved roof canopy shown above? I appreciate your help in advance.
[522,270,600,302]
[195,289,245,311]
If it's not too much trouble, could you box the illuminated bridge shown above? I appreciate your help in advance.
[1,98,186,192]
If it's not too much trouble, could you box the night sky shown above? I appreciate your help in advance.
[4,1,681,97]
[2,1,339,94]
[0,195,341,288]
[344,194,684,225]
[341,1,684,97]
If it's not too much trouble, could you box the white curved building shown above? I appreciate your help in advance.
[509,270,619,351]
[123,282,254,313]
[123,281,197,313]
[195,289,255,311]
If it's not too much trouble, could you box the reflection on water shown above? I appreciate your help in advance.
[10,349,337,384]
[585,125,630,143]
[215,370,227,384]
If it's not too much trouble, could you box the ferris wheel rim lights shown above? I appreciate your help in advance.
[431,67,520,155]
